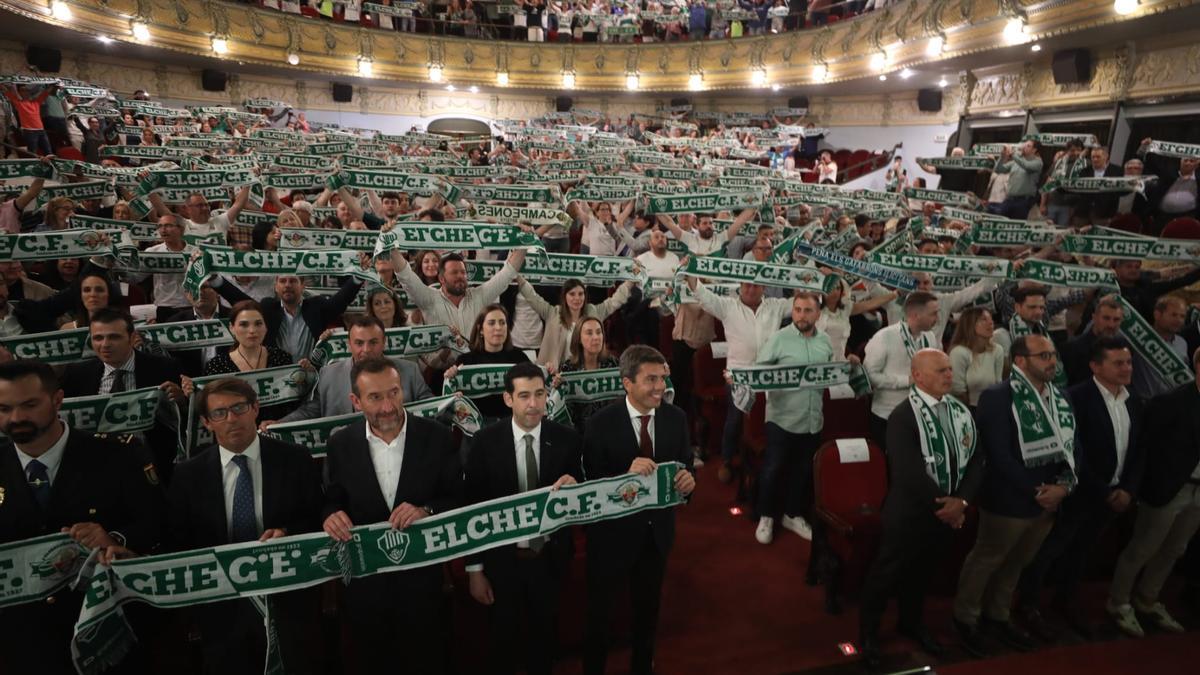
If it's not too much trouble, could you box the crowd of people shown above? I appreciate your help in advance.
[1,68,1199,675]
[252,0,877,43]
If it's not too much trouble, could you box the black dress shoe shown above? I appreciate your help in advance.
[983,618,1037,652]
[859,635,882,669]
[1016,606,1058,643]
[898,624,946,658]
[954,619,990,659]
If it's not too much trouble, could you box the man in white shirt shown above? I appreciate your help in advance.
[864,291,941,448]
[685,273,793,480]
[392,248,527,344]
[626,229,681,345]
[657,208,755,257]
[1016,338,1141,640]
[148,186,251,240]
[128,214,193,322]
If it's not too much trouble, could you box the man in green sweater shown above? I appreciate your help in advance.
[993,139,1045,220]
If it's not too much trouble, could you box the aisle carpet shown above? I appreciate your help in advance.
[520,460,1200,674]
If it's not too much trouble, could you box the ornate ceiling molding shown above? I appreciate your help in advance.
[5,0,1199,91]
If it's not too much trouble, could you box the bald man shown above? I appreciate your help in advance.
[858,349,984,667]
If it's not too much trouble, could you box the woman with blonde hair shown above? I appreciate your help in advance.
[948,306,1006,411]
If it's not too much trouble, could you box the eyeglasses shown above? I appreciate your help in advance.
[205,401,254,421]
[1027,351,1058,361]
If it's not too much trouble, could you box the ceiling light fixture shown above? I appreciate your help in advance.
[131,22,150,42]
[469,85,479,94]
[688,73,703,91]
[626,73,639,90]
[96,36,113,44]
[211,38,229,55]
[771,83,782,92]
[1031,43,1042,52]
[1003,17,1027,44]
[869,52,887,72]
[879,74,888,81]
[751,69,767,87]
[1114,0,1138,15]
[562,71,576,89]
[429,64,444,82]
[937,77,949,88]
[358,59,374,77]
[813,64,829,82]
[900,68,915,80]
[927,36,945,57]
[496,71,509,86]
[446,84,456,92]
[286,53,300,66]
[50,1,72,21]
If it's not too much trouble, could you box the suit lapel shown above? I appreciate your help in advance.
[203,449,230,544]
[259,439,281,529]
[45,431,82,517]
[352,424,392,512]
[498,427,520,492]
[393,419,423,509]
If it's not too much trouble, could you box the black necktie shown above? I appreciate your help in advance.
[109,368,128,394]
[27,459,51,510]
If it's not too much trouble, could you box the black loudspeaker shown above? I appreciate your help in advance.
[26,45,61,73]
[788,96,809,109]
[201,69,228,92]
[332,83,353,103]
[1052,49,1092,84]
[917,89,943,112]
[670,97,691,108]
[555,96,574,113]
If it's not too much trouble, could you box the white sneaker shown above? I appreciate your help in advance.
[755,517,775,544]
[1135,602,1185,633]
[1106,600,1145,638]
[781,515,813,540]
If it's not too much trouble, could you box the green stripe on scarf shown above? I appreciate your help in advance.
[1115,295,1195,388]
[907,386,976,493]
[373,222,542,255]
[0,328,92,364]
[59,387,165,435]
[1009,367,1078,472]
[683,256,834,293]
[308,325,465,368]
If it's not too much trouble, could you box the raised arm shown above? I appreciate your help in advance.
[516,278,555,321]
[724,207,757,242]
[223,184,251,224]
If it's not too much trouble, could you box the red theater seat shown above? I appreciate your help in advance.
[813,438,887,609]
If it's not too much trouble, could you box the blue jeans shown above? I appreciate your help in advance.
[721,384,744,464]
[22,129,52,156]
[1046,202,1073,226]
[999,194,1037,220]
[755,424,820,520]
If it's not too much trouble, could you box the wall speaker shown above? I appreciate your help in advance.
[332,83,353,103]
[1052,49,1092,84]
[917,89,943,112]
[788,96,810,110]
[555,96,574,113]
[26,45,61,73]
[670,97,691,108]
[201,69,228,92]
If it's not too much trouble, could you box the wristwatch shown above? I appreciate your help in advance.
[422,505,434,516]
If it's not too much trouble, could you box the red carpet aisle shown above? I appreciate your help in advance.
[568,461,1200,675]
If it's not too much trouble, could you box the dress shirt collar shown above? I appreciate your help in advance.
[366,413,408,449]
[219,435,262,469]
[626,397,655,423]
[14,421,70,479]
[1094,377,1129,405]
[511,419,542,449]
[914,386,944,407]
[102,351,137,378]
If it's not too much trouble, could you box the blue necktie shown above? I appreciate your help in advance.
[27,459,51,511]
[230,455,258,543]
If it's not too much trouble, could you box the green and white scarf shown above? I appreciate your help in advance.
[32,180,112,211]
[1115,295,1195,388]
[1144,140,1200,159]
[460,184,561,204]
[0,158,53,180]
[0,328,92,364]
[728,362,872,414]
[372,222,542,256]
[552,367,675,405]
[0,229,131,262]
[792,241,917,291]
[1015,258,1118,289]
[308,325,466,368]
[682,255,833,294]
[1009,367,1077,470]
[465,253,645,287]
[1049,176,1153,194]
[900,323,934,359]
[1061,233,1200,262]
[903,187,980,209]
[442,364,534,400]
[185,365,314,456]
[62,463,684,675]
[1024,133,1099,148]
[907,387,976,493]
[278,228,378,251]
[70,214,160,243]
[59,387,165,436]
[471,203,573,227]
[643,191,762,215]
[136,320,235,351]
[916,157,996,171]
[1006,314,1067,386]
[183,247,366,297]
[870,252,1011,279]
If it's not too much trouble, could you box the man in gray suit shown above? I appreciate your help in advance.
[260,315,432,429]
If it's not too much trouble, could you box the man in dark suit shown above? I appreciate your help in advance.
[1062,295,1125,385]
[164,281,230,377]
[1137,137,1199,234]
[60,307,187,482]
[0,359,165,675]
[322,356,462,674]
[165,376,324,673]
[1106,348,1200,638]
[953,335,1077,656]
[1074,146,1125,224]
[858,349,984,667]
[1016,337,1143,640]
[211,268,363,364]
[582,345,696,675]
[464,361,584,675]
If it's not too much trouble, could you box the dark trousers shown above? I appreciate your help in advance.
[721,384,743,463]
[585,527,666,675]
[999,194,1038,220]
[755,424,820,520]
[198,600,268,675]
[869,413,889,450]
[860,516,951,639]
[22,128,52,156]
[488,554,563,675]
[1017,492,1113,609]
[669,340,696,419]
[622,291,661,349]
[344,574,446,674]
